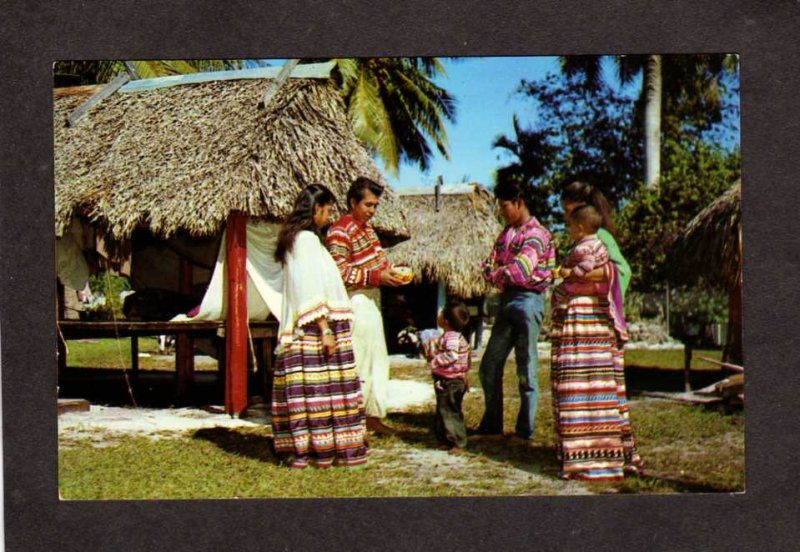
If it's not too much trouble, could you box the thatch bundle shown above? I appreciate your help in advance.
[386,184,502,298]
[670,180,742,290]
[53,75,409,242]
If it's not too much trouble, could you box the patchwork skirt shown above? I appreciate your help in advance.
[270,319,369,469]
[550,296,641,481]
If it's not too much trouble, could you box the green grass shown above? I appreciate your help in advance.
[64,338,217,371]
[625,347,723,370]
[59,349,744,499]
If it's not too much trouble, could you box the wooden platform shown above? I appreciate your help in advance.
[57,319,278,403]
[58,398,90,415]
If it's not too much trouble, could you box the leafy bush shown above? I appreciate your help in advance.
[85,272,131,319]
[668,285,728,335]
[617,138,740,291]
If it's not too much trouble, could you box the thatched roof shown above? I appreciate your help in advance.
[53,68,409,242]
[386,183,502,298]
[669,180,742,290]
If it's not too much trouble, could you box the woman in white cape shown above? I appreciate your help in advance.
[270,184,368,469]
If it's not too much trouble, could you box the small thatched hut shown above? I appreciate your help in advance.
[384,183,502,350]
[670,179,742,363]
[53,63,410,412]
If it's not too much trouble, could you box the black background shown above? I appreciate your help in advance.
[1,1,798,550]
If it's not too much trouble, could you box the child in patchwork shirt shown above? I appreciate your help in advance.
[422,301,472,453]
[552,204,610,313]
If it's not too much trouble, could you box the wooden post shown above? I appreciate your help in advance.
[727,279,743,365]
[130,335,139,384]
[225,211,248,415]
[175,258,195,401]
[57,281,66,379]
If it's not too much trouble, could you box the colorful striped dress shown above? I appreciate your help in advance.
[550,262,640,481]
[270,231,368,469]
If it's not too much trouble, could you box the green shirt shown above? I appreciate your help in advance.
[597,228,631,299]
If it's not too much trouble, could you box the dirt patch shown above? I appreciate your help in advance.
[368,440,591,496]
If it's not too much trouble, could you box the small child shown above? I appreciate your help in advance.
[552,205,610,312]
[422,301,472,453]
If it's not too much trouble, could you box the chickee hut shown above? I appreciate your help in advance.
[384,182,502,350]
[669,179,743,366]
[54,62,410,415]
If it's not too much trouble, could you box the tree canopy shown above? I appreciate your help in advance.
[493,54,741,292]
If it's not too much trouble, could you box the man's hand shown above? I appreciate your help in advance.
[380,270,405,287]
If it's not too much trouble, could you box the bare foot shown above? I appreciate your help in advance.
[366,417,396,436]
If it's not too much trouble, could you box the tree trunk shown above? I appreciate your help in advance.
[644,54,662,188]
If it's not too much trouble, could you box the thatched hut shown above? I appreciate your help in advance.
[384,183,502,350]
[54,64,409,243]
[669,179,742,363]
[53,63,410,412]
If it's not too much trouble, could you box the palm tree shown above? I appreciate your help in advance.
[333,57,456,177]
[560,54,738,188]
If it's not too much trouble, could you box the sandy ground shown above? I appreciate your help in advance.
[59,377,437,442]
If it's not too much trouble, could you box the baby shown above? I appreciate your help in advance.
[422,301,472,453]
[552,204,610,311]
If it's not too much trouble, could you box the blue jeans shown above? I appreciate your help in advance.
[478,289,544,439]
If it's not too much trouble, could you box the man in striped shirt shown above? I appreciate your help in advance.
[477,180,556,444]
[326,177,405,435]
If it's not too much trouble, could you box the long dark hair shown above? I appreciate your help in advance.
[274,183,336,264]
[561,180,621,242]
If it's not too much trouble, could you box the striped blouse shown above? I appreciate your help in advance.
[428,330,471,379]
[325,214,389,290]
[482,216,556,293]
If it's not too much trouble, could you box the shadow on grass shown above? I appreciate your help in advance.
[192,427,280,465]
[385,410,732,494]
[386,410,562,480]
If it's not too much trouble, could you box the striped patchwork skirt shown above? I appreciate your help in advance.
[550,296,641,481]
[270,319,369,469]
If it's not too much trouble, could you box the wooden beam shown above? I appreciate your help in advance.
[225,211,249,415]
[118,61,336,94]
[258,59,300,109]
[122,61,140,80]
[694,355,744,373]
[66,72,130,127]
[176,259,195,400]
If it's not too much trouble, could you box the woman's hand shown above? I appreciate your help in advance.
[572,266,606,282]
[322,333,336,356]
[318,318,336,356]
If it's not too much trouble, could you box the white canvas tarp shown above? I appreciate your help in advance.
[173,221,284,322]
[55,218,90,291]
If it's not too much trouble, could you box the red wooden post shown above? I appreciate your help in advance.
[225,211,248,415]
[175,258,194,400]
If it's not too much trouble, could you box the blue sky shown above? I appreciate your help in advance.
[387,56,560,190]
[264,56,739,192]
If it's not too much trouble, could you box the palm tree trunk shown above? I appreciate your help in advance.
[644,54,662,188]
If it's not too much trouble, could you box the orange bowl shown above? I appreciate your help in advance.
[392,266,414,284]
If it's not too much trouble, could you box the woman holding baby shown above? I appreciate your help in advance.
[549,180,641,481]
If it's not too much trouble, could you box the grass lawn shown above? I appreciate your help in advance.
[625,347,723,370]
[59,346,744,499]
[64,337,218,371]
